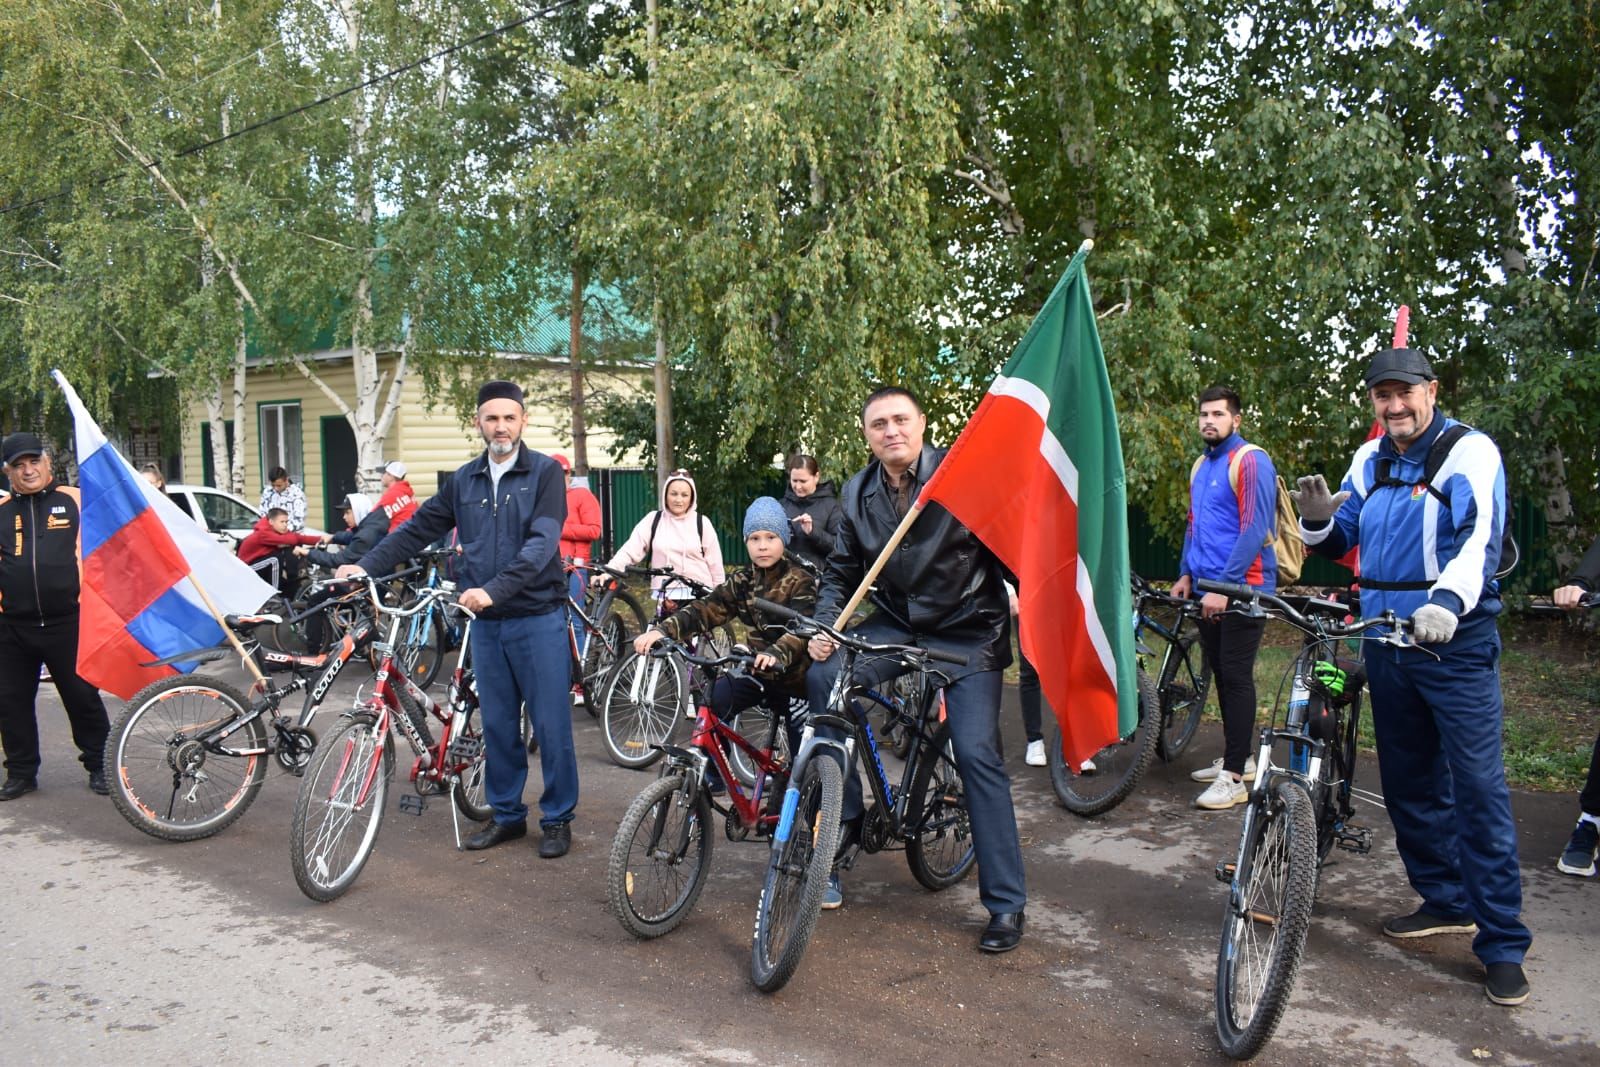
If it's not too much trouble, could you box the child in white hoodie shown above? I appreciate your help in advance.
[599,469,725,605]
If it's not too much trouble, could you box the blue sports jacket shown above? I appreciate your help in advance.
[1304,415,1505,647]
[1181,432,1278,592]
[358,443,566,618]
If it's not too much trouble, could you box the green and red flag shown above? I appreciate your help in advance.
[919,246,1136,767]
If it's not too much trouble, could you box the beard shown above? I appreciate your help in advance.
[486,437,517,457]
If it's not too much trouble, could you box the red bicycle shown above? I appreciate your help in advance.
[288,579,487,902]
[606,640,790,938]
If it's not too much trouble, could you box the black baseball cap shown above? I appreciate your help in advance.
[2,432,46,465]
[1363,347,1436,388]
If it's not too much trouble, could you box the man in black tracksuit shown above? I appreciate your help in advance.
[0,432,110,799]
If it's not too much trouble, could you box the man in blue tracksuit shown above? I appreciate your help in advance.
[1171,385,1279,811]
[341,380,577,858]
[1293,346,1530,1007]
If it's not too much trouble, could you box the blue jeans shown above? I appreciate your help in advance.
[567,565,588,662]
[1367,633,1530,966]
[471,609,578,827]
[804,620,1026,915]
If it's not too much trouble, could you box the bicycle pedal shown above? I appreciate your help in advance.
[447,735,483,763]
[1215,860,1236,884]
[1336,826,1373,854]
[398,794,427,816]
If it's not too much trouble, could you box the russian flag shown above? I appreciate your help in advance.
[54,371,277,699]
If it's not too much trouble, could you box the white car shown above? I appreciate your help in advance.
[165,483,325,548]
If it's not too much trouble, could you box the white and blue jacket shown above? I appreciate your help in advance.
[1302,415,1506,647]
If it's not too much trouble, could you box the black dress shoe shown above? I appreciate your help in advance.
[978,911,1025,953]
[538,822,572,859]
[87,770,110,796]
[463,820,527,850]
[0,777,38,801]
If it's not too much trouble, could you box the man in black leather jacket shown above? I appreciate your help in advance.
[806,386,1026,952]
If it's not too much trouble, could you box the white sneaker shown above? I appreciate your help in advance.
[1190,756,1256,783]
[1195,775,1247,810]
[1079,757,1097,773]
[1025,739,1047,767]
[571,690,585,707]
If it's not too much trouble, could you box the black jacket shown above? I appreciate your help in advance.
[358,444,566,618]
[0,480,83,624]
[781,480,844,569]
[305,509,389,571]
[816,444,1011,673]
[1567,534,1600,591]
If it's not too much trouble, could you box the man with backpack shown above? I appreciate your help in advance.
[1171,385,1285,811]
[1293,345,1530,1007]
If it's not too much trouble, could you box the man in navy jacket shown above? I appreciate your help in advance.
[1294,346,1529,1007]
[341,381,576,858]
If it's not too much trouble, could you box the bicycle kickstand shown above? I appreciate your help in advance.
[448,792,464,851]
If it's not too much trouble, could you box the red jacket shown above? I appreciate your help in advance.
[376,479,419,531]
[561,485,602,562]
[237,516,320,564]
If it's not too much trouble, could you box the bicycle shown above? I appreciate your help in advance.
[746,597,973,993]
[1197,578,1415,1060]
[103,579,392,843]
[564,559,648,714]
[606,640,792,938]
[289,579,488,902]
[1135,574,1215,761]
[379,545,461,690]
[596,566,736,769]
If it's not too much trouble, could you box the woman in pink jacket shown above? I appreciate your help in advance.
[597,469,724,606]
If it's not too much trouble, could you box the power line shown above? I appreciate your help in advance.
[0,0,580,217]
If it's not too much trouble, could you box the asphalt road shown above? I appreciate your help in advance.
[2,667,1596,1066]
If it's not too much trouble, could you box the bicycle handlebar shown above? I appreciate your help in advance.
[644,636,761,672]
[1195,579,1410,644]
[628,565,714,597]
[751,598,969,666]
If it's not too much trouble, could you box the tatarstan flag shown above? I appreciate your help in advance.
[919,247,1136,768]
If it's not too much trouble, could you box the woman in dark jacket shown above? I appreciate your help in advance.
[779,453,843,571]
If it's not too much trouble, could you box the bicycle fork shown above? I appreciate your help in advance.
[772,726,853,847]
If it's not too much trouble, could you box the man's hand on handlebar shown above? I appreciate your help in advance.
[807,634,837,662]
[1170,574,1192,600]
[458,587,494,613]
[334,564,366,581]
[1199,591,1230,620]
[1554,584,1589,610]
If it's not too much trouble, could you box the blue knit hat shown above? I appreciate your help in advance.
[742,496,790,545]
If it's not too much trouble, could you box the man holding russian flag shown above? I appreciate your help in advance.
[0,432,112,801]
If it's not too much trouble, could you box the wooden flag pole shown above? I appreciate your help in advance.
[831,502,924,628]
[185,572,270,689]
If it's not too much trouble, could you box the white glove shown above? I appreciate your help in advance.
[1410,603,1458,644]
[1290,475,1351,525]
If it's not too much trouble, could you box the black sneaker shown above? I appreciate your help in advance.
[1485,962,1530,1006]
[1382,910,1478,939]
[87,769,110,796]
[0,776,38,801]
[1557,819,1599,877]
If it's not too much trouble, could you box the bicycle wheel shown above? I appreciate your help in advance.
[394,609,448,690]
[449,697,492,823]
[105,676,269,842]
[1157,628,1212,761]
[727,705,787,789]
[599,652,686,769]
[750,755,843,993]
[1048,667,1160,816]
[1315,690,1361,863]
[606,772,715,939]
[1215,777,1319,1060]
[579,602,638,709]
[290,712,394,902]
[905,718,976,890]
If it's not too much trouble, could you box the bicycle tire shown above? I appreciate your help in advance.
[290,711,394,902]
[394,609,449,690]
[606,772,715,939]
[727,705,787,789]
[1215,777,1318,1060]
[580,603,638,713]
[449,697,492,823]
[1048,667,1160,816]
[599,651,686,769]
[104,677,269,843]
[905,718,976,890]
[1157,628,1212,762]
[750,755,843,993]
